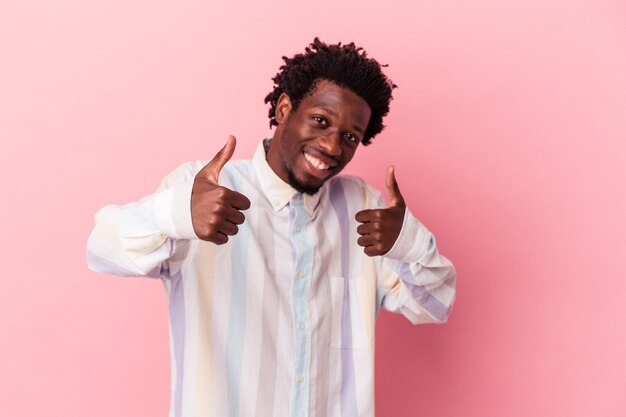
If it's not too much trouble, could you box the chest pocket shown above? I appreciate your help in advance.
[328,275,374,349]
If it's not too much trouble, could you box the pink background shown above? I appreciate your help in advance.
[1,0,625,416]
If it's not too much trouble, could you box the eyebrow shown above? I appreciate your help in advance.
[319,106,337,117]
[352,124,365,134]
[317,106,365,134]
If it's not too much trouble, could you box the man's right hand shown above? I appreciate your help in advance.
[191,135,251,244]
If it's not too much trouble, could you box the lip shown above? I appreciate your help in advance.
[301,150,336,179]
[304,147,339,168]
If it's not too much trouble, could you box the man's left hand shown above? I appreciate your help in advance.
[355,166,406,257]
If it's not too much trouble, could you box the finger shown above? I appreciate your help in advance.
[212,232,229,245]
[356,222,376,236]
[227,191,251,210]
[386,165,405,208]
[357,235,374,247]
[364,246,383,257]
[356,209,386,224]
[219,221,239,236]
[355,209,375,223]
[224,208,246,225]
[201,135,237,184]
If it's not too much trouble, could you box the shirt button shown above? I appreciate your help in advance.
[298,376,304,383]
[295,226,301,232]
[299,323,305,331]
[298,271,304,278]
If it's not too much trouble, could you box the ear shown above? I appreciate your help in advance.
[275,93,292,124]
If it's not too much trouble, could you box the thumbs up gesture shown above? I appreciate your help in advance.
[191,135,251,244]
[355,166,406,257]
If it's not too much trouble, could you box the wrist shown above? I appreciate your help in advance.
[383,208,432,262]
[153,180,198,239]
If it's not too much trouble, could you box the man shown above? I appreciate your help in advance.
[87,38,456,417]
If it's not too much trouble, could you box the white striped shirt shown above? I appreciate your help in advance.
[87,140,456,417]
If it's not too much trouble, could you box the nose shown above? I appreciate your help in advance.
[318,131,342,157]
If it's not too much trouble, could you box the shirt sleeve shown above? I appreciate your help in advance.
[86,161,202,278]
[376,199,457,325]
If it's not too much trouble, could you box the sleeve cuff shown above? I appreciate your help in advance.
[384,208,432,263]
[152,180,198,239]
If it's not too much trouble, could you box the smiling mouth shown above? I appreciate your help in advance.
[303,151,336,171]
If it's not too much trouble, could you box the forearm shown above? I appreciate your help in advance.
[87,197,173,277]
[87,164,199,278]
[380,208,457,324]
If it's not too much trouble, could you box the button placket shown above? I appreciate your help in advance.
[289,193,312,417]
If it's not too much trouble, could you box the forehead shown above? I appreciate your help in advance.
[299,80,371,125]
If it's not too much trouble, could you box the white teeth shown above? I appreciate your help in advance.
[304,152,330,170]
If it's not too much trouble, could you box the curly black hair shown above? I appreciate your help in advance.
[264,38,397,145]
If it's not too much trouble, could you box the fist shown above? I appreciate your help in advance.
[191,135,251,244]
[355,166,406,257]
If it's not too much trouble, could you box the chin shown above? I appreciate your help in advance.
[287,169,322,195]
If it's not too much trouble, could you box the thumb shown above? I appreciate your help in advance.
[201,135,236,183]
[386,165,405,208]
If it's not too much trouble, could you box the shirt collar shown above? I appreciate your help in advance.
[252,139,324,216]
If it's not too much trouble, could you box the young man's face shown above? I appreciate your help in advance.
[267,79,372,195]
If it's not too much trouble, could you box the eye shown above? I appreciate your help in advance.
[343,132,359,144]
[312,115,328,127]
